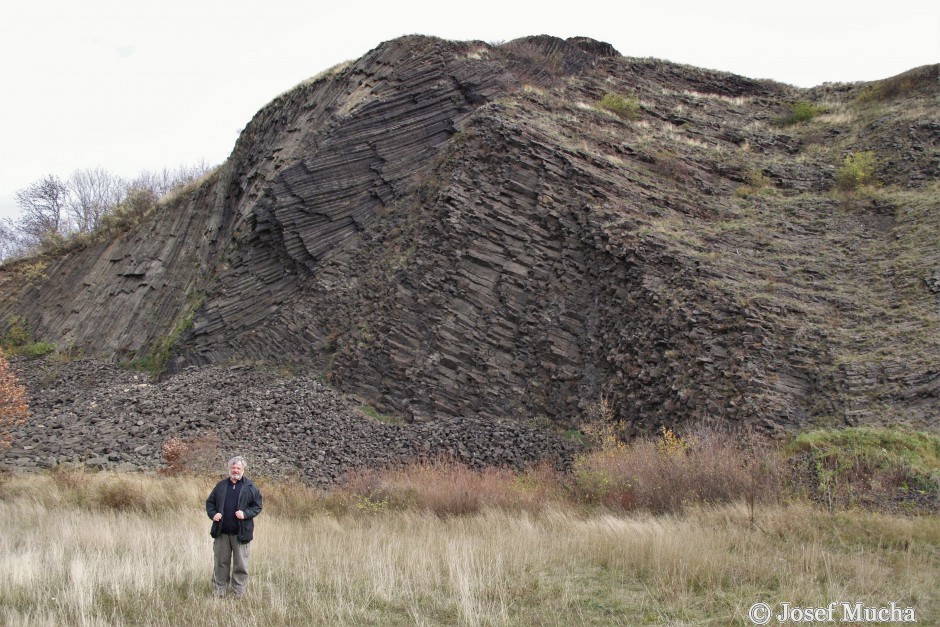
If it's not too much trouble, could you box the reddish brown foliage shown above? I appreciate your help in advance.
[0,349,29,450]
[160,432,221,475]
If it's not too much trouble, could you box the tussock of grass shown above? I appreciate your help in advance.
[356,404,404,425]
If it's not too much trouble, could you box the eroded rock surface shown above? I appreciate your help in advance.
[1,35,937,462]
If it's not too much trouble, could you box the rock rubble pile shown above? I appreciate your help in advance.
[1,357,579,485]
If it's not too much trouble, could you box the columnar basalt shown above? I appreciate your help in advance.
[1,35,936,457]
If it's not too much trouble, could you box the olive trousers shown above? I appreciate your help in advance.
[212,534,251,597]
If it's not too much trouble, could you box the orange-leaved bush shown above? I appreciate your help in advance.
[0,348,29,449]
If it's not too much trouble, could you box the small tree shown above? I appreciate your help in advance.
[129,162,212,199]
[0,221,26,262]
[68,167,125,233]
[0,349,29,449]
[13,175,70,249]
[835,151,878,191]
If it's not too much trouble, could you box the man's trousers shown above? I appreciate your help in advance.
[212,534,251,596]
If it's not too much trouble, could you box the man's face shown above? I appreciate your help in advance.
[229,463,244,482]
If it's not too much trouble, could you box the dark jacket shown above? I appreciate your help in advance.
[206,477,263,544]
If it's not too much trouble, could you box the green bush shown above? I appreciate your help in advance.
[780,101,825,125]
[16,341,56,358]
[1,316,56,358]
[835,151,878,191]
[787,427,939,511]
[1,316,32,349]
[598,93,641,120]
[735,169,775,197]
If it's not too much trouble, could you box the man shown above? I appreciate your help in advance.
[205,456,263,598]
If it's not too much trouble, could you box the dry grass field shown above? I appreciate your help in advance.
[0,468,937,626]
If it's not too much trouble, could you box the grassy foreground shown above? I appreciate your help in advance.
[0,472,937,626]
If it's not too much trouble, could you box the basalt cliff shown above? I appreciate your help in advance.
[1,36,937,455]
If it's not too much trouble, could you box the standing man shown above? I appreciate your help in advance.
[206,456,263,598]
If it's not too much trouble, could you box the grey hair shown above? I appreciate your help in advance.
[228,456,247,470]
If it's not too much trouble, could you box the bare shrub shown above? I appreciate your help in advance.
[12,175,69,251]
[160,437,187,473]
[160,432,221,475]
[67,168,125,233]
[569,422,783,515]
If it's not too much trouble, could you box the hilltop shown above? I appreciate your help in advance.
[1,36,937,473]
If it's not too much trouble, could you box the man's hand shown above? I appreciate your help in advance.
[235,510,245,520]
[213,513,222,522]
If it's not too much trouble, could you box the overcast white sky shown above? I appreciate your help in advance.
[2,0,937,222]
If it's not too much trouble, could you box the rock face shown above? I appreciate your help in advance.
[0,35,937,453]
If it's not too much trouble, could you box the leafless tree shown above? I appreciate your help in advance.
[130,161,212,199]
[0,220,26,262]
[2,161,215,262]
[12,175,69,249]
[67,167,125,233]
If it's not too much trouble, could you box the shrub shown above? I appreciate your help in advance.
[160,432,222,475]
[779,101,825,125]
[598,93,641,120]
[0,348,29,449]
[568,423,782,515]
[1,316,32,350]
[1,316,56,358]
[786,427,939,512]
[735,169,775,197]
[835,151,878,191]
[97,186,158,236]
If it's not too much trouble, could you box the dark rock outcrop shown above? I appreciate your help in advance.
[1,33,937,472]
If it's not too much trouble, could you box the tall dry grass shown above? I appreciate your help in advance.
[0,471,936,626]
[338,459,565,516]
